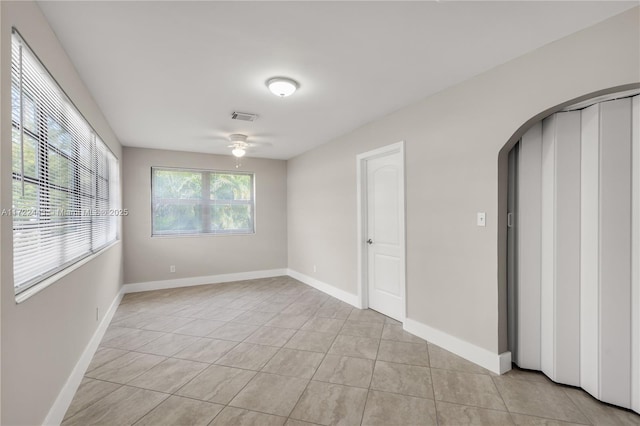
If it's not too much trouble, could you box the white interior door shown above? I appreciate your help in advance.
[365,149,405,321]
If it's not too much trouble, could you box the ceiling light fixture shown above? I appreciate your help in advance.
[229,133,248,158]
[267,77,299,97]
[232,146,246,158]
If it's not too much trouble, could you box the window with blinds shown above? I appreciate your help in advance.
[10,30,120,295]
[152,167,254,236]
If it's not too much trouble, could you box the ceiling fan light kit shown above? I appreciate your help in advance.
[229,133,249,158]
[267,77,299,97]
[232,147,246,158]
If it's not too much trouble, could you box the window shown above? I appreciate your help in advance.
[152,168,254,236]
[10,30,120,295]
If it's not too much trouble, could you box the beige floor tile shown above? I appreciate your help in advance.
[262,348,325,379]
[86,347,128,373]
[339,321,384,339]
[381,324,425,343]
[62,386,168,426]
[370,360,433,399]
[113,313,192,332]
[134,395,223,426]
[209,407,286,426]
[377,340,429,366]
[329,335,379,360]
[244,326,296,347]
[196,307,246,321]
[172,304,207,318]
[110,308,138,323]
[251,300,292,313]
[285,419,320,426]
[135,332,200,356]
[493,376,589,424]
[141,315,195,332]
[290,380,368,426]
[301,317,345,334]
[110,312,155,329]
[207,322,259,341]
[63,378,121,420]
[176,364,256,404]
[348,309,386,324]
[385,317,402,326]
[432,369,506,411]
[229,372,309,417]
[128,358,208,393]
[266,313,312,329]
[316,305,353,320]
[285,330,337,353]
[215,342,280,370]
[173,337,238,363]
[86,351,166,384]
[172,319,226,336]
[101,327,165,351]
[361,390,437,426]
[313,355,374,388]
[428,343,492,375]
[502,366,550,383]
[281,303,319,316]
[232,310,278,326]
[509,413,590,425]
[226,298,262,310]
[436,401,515,425]
[101,326,135,344]
[564,387,640,425]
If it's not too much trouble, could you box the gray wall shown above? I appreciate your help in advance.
[123,147,287,284]
[0,2,123,425]
[287,7,640,354]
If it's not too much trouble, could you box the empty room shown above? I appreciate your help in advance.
[1,1,639,425]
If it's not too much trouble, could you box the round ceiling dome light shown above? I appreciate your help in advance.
[229,134,248,157]
[267,77,299,97]
[232,147,246,158]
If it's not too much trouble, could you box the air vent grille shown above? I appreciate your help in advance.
[231,112,258,122]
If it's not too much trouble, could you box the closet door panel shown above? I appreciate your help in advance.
[517,123,543,370]
[599,98,632,407]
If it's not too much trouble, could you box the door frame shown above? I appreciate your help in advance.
[356,141,406,321]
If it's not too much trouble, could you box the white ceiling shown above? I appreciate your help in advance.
[37,1,636,160]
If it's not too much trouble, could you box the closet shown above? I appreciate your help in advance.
[507,93,639,413]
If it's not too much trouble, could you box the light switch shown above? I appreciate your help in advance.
[477,212,486,227]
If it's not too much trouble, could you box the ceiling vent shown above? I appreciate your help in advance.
[231,111,258,122]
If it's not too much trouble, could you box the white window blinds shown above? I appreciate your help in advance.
[10,30,120,295]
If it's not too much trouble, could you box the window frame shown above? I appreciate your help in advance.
[151,166,256,237]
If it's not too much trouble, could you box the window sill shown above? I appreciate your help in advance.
[151,232,255,238]
[15,240,121,304]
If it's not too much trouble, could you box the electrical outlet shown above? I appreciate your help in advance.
[96,307,99,321]
[313,265,317,273]
[170,265,176,273]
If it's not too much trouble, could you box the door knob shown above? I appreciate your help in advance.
[367,239,374,245]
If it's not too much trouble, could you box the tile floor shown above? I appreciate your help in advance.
[63,276,640,425]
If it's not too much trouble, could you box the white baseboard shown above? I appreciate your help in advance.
[123,268,289,294]
[404,318,512,375]
[287,269,361,308]
[43,287,125,426]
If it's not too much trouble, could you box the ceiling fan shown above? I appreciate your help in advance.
[225,133,271,158]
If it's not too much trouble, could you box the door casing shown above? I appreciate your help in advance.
[356,141,406,321]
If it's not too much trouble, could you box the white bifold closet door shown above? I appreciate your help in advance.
[510,95,639,412]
